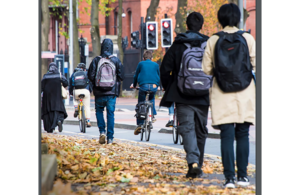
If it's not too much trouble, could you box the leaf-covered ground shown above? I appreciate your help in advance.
[42,133,256,195]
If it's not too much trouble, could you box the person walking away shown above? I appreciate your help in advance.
[41,62,68,133]
[88,39,123,144]
[202,3,256,188]
[160,12,211,179]
[131,50,160,135]
[69,63,93,128]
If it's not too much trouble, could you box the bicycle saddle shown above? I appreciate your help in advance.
[78,94,85,98]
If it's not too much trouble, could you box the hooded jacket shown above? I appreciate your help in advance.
[159,31,210,107]
[41,63,68,119]
[88,39,124,97]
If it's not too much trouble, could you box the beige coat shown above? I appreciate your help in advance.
[202,26,256,127]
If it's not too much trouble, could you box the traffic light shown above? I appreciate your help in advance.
[131,31,140,49]
[146,21,158,50]
[161,19,173,48]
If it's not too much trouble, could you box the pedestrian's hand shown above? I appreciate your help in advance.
[130,83,134,89]
[158,87,161,90]
[162,88,165,91]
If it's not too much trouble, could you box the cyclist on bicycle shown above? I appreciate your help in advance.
[131,50,160,135]
[69,63,93,127]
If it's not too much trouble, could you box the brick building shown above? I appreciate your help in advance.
[47,0,256,56]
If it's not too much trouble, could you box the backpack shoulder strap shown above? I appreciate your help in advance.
[213,31,226,37]
[183,43,191,48]
[200,41,207,50]
[236,30,246,35]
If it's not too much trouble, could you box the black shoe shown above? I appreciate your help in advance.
[223,178,235,188]
[237,177,250,187]
[57,121,63,132]
[74,108,78,118]
[86,122,91,127]
[186,163,202,178]
[165,120,174,127]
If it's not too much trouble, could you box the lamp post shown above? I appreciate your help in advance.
[79,35,86,64]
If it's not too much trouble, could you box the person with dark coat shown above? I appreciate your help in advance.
[88,38,123,144]
[41,62,68,133]
[160,12,209,179]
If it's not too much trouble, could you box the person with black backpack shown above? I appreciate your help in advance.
[160,12,211,179]
[69,63,93,127]
[202,3,256,189]
[88,39,123,145]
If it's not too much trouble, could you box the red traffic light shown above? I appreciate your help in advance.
[148,24,155,31]
[163,21,169,28]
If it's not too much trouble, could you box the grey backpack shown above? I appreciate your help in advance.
[177,42,212,96]
[95,55,116,91]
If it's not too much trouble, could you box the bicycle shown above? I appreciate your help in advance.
[77,94,86,133]
[135,88,154,142]
[172,105,183,145]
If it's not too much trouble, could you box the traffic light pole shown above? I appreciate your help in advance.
[140,17,144,61]
[164,14,169,53]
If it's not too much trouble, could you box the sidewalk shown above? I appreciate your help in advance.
[64,97,256,142]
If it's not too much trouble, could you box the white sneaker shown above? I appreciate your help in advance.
[223,178,235,188]
[237,177,250,187]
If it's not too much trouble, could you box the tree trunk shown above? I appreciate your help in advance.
[72,0,80,67]
[41,0,50,78]
[146,0,160,21]
[175,0,187,34]
[90,0,101,58]
[228,0,249,26]
[118,0,124,96]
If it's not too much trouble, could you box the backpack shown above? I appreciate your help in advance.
[213,31,253,92]
[72,70,89,89]
[177,42,212,96]
[134,102,147,120]
[95,56,116,91]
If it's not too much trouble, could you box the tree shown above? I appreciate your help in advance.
[146,0,160,21]
[117,0,124,96]
[41,0,50,78]
[90,0,101,58]
[174,0,187,34]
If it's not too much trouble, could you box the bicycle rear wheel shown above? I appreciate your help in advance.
[145,107,151,141]
[81,106,86,133]
[173,108,178,144]
[140,128,144,141]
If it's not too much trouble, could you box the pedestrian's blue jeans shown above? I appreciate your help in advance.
[95,96,116,140]
[169,102,175,115]
[137,84,157,125]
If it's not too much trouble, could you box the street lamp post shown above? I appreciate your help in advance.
[79,35,86,64]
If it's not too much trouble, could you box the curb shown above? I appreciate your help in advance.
[41,154,57,195]
[64,120,221,139]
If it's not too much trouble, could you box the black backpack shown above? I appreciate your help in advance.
[134,102,147,120]
[73,70,89,89]
[213,31,253,92]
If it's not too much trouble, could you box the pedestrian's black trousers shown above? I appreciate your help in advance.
[176,103,209,168]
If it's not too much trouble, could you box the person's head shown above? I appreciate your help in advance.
[143,50,153,61]
[101,38,113,57]
[186,12,204,31]
[48,62,58,72]
[77,63,86,71]
[217,3,241,28]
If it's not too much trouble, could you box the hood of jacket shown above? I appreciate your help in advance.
[174,30,209,47]
[101,39,114,57]
[48,62,59,74]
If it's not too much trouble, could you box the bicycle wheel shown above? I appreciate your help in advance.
[140,128,144,141]
[145,107,151,141]
[81,106,86,133]
[173,108,178,144]
[79,105,83,132]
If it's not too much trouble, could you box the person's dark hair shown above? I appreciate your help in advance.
[77,63,86,70]
[217,3,241,28]
[143,50,153,60]
[186,12,204,31]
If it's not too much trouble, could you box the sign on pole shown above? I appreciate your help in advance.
[54,54,65,74]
